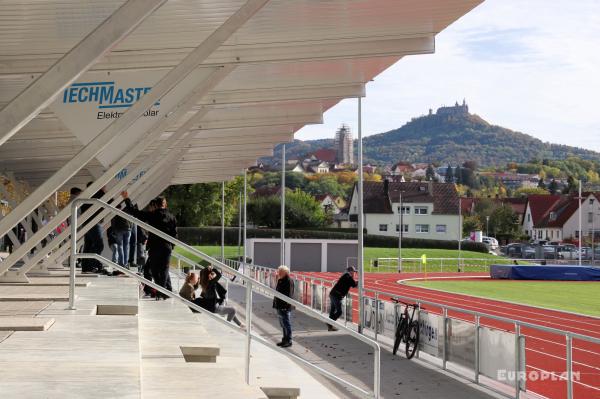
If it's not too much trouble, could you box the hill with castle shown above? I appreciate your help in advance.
[264,102,600,167]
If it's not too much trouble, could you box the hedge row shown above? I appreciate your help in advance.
[177,227,488,253]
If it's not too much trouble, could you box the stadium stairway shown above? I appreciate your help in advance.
[0,271,336,398]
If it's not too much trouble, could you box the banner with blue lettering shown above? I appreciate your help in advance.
[50,68,216,167]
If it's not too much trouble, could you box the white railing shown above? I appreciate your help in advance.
[239,260,600,399]
[68,199,381,398]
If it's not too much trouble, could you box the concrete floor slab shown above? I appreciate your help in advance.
[0,301,51,316]
[0,286,69,301]
[0,277,142,399]
[0,317,55,331]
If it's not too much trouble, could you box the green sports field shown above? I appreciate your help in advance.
[406,280,600,317]
[172,245,503,272]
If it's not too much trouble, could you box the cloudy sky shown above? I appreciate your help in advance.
[296,0,600,152]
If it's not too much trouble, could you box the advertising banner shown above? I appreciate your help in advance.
[479,327,516,385]
[419,310,443,358]
[382,301,398,339]
[447,318,476,372]
[50,68,215,167]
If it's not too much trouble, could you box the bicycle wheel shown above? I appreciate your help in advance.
[393,316,407,355]
[405,320,420,359]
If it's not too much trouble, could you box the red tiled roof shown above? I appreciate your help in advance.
[460,197,475,214]
[360,181,459,215]
[526,194,562,226]
[311,148,337,163]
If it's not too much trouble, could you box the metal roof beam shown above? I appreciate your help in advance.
[0,0,167,146]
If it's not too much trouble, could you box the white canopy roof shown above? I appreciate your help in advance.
[0,0,482,194]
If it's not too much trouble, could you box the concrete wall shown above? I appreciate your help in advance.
[247,239,357,272]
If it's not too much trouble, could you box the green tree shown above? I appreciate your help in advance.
[247,189,327,228]
[537,179,546,189]
[514,187,549,196]
[548,179,559,195]
[426,164,437,181]
[445,165,454,183]
[489,205,520,240]
[164,176,248,227]
[463,215,482,237]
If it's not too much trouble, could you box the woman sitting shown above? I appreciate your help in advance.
[179,272,200,303]
[199,266,243,328]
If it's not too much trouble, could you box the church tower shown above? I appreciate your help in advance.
[334,124,354,165]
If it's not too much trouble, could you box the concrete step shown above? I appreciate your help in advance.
[0,317,55,331]
[96,304,138,316]
[180,345,220,362]
[261,387,301,399]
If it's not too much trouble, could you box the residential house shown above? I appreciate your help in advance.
[522,193,600,242]
[390,162,414,176]
[480,172,540,190]
[363,164,377,174]
[333,196,347,210]
[314,194,340,214]
[348,180,461,240]
[309,148,337,163]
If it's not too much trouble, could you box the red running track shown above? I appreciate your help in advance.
[294,271,600,399]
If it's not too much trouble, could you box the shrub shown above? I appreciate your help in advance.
[177,227,488,253]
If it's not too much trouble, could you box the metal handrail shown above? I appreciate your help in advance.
[283,269,600,344]
[246,262,600,399]
[68,199,381,398]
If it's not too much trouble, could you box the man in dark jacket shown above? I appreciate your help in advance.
[81,184,107,274]
[122,193,177,299]
[273,265,293,347]
[327,266,357,331]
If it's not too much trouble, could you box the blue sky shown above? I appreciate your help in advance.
[296,0,600,152]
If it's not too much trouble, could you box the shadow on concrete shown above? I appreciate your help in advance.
[227,283,496,399]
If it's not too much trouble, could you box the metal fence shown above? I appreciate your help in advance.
[234,260,600,399]
[370,257,600,273]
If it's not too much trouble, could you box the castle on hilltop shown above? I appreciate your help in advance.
[429,99,469,117]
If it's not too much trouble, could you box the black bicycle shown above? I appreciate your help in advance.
[391,298,420,359]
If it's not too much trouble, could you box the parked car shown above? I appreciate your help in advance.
[542,245,559,260]
[482,236,499,250]
[558,244,577,260]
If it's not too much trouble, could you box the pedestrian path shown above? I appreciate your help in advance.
[226,283,502,399]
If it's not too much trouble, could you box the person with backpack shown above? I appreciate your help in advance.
[198,266,243,327]
[327,266,357,331]
[273,265,293,347]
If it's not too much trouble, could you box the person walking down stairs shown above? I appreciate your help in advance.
[273,265,293,348]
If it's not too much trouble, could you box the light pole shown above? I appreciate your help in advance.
[221,181,225,261]
[397,192,403,273]
[578,180,582,266]
[357,96,365,333]
[281,143,286,266]
[458,196,462,272]
[486,215,490,237]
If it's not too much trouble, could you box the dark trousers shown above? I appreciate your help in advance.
[148,246,172,297]
[329,294,343,321]
[277,309,292,343]
[82,224,104,272]
[129,226,137,265]
[142,258,154,295]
